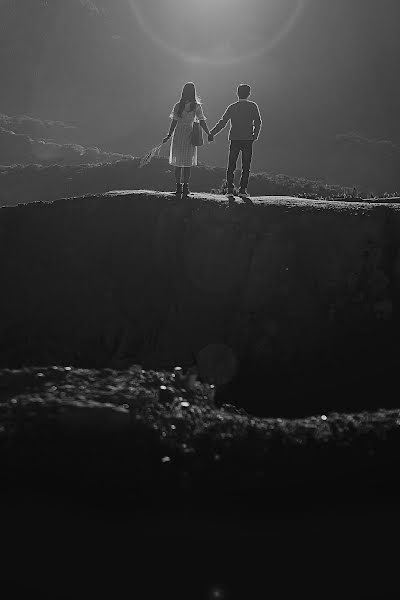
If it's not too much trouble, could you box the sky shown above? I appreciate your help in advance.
[1,0,400,185]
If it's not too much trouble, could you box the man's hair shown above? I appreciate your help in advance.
[237,84,251,99]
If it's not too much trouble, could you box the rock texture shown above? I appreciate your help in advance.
[1,191,400,414]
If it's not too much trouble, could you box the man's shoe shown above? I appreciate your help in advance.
[239,190,250,199]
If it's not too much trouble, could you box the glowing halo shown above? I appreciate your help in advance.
[129,0,306,66]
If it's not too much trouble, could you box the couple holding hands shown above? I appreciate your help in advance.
[162,82,262,199]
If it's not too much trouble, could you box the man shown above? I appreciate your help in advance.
[209,84,262,199]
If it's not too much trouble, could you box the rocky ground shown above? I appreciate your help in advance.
[3,191,400,421]
[2,366,400,599]
[2,365,400,503]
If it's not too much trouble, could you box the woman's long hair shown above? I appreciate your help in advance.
[177,82,200,117]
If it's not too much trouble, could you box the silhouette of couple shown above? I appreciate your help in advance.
[163,82,262,199]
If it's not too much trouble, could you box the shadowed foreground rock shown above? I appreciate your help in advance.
[1,191,400,415]
[2,366,400,600]
[2,366,400,502]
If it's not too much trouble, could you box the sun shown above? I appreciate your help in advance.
[129,0,306,66]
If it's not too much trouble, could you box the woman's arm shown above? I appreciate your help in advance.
[199,119,210,136]
[163,120,177,143]
[195,104,211,138]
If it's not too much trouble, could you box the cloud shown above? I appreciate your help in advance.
[329,132,400,192]
[335,132,400,155]
[79,0,103,16]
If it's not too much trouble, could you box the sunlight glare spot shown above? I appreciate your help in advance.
[210,587,225,599]
[129,0,306,65]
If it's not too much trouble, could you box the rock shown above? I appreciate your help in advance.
[1,191,400,415]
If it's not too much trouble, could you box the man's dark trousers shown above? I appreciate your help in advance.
[226,140,253,191]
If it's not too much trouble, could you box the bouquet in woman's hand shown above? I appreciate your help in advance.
[139,142,164,168]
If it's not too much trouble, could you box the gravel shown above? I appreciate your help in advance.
[1,365,400,508]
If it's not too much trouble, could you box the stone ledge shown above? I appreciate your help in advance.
[1,190,400,415]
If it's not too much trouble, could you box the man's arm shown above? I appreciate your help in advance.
[253,104,262,141]
[209,105,232,137]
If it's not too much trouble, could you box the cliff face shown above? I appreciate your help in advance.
[1,191,400,415]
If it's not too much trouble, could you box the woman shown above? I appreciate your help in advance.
[163,82,211,198]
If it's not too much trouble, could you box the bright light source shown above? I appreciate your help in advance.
[129,0,306,65]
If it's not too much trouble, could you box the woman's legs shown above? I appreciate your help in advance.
[174,167,182,196]
[182,167,191,197]
[174,167,191,183]
[175,167,182,183]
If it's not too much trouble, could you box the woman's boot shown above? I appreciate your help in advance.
[175,182,182,197]
[182,183,190,198]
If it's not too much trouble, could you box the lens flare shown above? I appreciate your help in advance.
[129,0,306,65]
